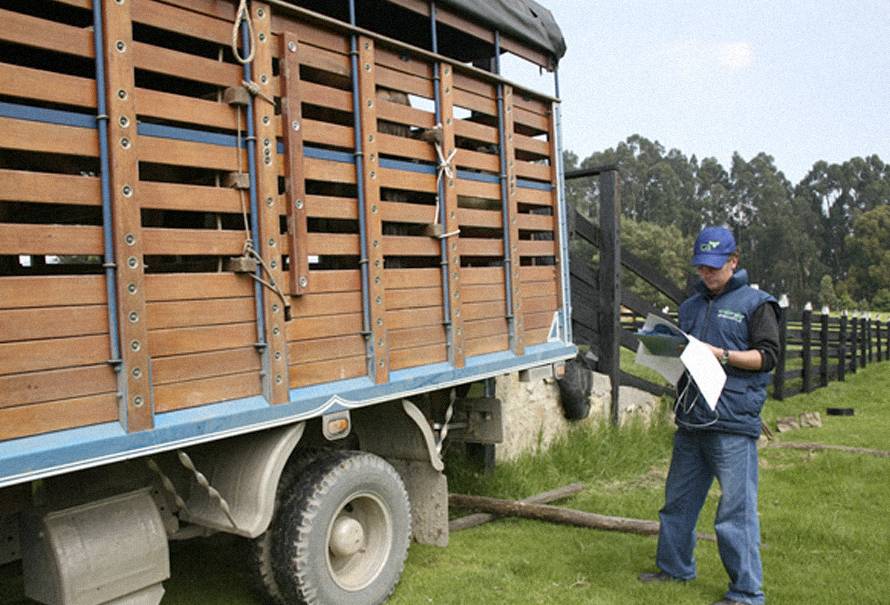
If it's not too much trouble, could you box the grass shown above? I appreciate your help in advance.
[2,362,888,604]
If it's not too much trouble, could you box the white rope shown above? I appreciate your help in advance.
[431,123,458,237]
[231,0,255,65]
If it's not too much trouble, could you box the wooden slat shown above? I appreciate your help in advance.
[0,63,95,109]
[133,0,232,45]
[0,9,93,58]
[454,119,498,144]
[465,334,509,357]
[133,41,241,87]
[516,213,554,232]
[385,307,443,330]
[390,343,446,370]
[513,94,549,117]
[383,268,441,289]
[146,298,255,330]
[138,181,241,213]
[452,73,496,100]
[453,89,497,116]
[461,301,505,322]
[463,284,505,303]
[302,119,354,148]
[462,267,505,285]
[151,348,260,386]
[455,178,499,199]
[519,240,557,257]
[287,312,363,341]
[0,224,102,255]
[458,207,501,228]
[0,334,110,376]
[287,334,365,364]
[513,106,548,132]
[524,310,555,330]
[514,132,549,157]
[0,169,99,205]
[145,273,253,301]
[289,355,366,388]
[455,149,499,172]
[143,228,245,256]
[464,318,508,340]
[299,42,351,78]
[306,232,361,256]
[377,134,435,161]
[304,270,361,293]
[154,371,262,412]
[0,365,116,408]
[139,137,241,171]
[516,187,552,205]
[522,294,559,314]
[375,47,433,80]
[0,117,97,157]
[376,65,433,99]
[0,393,117,441]
[379,167,436,192]
[305,195,358,220]
[458,238,503,257]
[0,275,105,309]
[380,201,436,224]
[386,288,442,310]
[149,323,256,357]
[515,161,552,181]
[270,13,349,54]
[382,236,439,257]
[522,328,550,346]
[290,291,364,317]
[377,99,435,129]
[136,88,236,131]
[303,81,353,112]
[0,306,107,343]
[305,157,356,183]
[520,266,558,283]
[387,325,446,351]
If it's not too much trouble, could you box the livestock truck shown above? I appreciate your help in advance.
[0,0,573,603]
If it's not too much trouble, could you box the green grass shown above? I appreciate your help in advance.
[2,362,888,604]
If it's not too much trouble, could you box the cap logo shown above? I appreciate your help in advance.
[699,240,721,252]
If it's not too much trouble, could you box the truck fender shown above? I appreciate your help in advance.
[178,423,304,538]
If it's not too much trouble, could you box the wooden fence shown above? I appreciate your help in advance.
[564,166,889,422]
[773,308,889,400]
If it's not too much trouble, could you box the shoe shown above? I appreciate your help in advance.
[711,600,744,605]
[638,570,683,583]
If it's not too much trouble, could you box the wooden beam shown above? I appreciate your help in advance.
[450,483,585,532]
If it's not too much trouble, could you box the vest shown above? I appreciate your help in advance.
[675,269,777,437]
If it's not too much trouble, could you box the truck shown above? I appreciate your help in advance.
[0,1,572,603]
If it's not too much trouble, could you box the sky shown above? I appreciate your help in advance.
[504,1,890,185]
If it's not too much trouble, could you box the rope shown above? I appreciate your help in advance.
[231,0,255,64]
[431,123,459,239]
[242,79,276,106]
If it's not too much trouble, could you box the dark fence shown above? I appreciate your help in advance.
[773,308,889,400]
[564,167,889,422]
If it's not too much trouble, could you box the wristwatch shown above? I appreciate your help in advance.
[720,348,730,366]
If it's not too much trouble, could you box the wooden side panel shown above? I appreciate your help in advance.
[502,85,524,355]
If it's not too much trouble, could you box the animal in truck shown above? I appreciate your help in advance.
[0,0,571,603]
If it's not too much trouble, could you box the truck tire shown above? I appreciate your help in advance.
[272,450,411,605]
[247,448,337,605]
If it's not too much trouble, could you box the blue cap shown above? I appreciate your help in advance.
[691,226,736,268]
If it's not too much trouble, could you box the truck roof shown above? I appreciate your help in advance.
[440,0,566,60]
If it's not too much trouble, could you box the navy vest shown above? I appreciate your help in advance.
[675,269,777,437]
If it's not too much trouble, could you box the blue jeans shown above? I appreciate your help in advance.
[656,429,764,605]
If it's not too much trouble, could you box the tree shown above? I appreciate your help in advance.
[845,204,890,310]
[817,275,839,310]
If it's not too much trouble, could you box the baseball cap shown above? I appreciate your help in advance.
[691,226,736,268]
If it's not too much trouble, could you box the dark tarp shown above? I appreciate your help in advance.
[439,0,566,61]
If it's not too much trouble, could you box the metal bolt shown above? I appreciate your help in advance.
[258,32,266,42]
[379,360,385,368]
[263,137,271,147]
[115,40,126,52]
[372,239,379,247]
[376,318,383,326]
[269,238,276,248]
[256,7,265,17]
[371,204,378,213]
[125,233,135,245]
[119,116,129,128]
[364,41,370,50]
[117,89,127,100]
[288,41,297,53]
[120,137,131,149]
[292,120,300,131]
[262,115,270,125]
[122,185,133,197]
[266,196,274,207]
[364,63,371,71]
[375,296,382,304]
[374,259,381,267]
[127,283,137,294]
[133,395,144,407]
[127,256,138,269]
[299,276,308,287]
[378,338,384,347]
[130,340,141,352]
[274,351,281,360]
[128,311,139,323]
[374,276,381,284]
[132,367,142,379]
[273,327,280,336]
[370,170,376,180]
[264,156,272,165]
[260,74,268,84]
[368,134,374,142]
[295,199,304,209]
[275,374,282,384]
[270,259,277,269]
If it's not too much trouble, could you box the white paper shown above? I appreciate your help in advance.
[679,335,726,411]
[634,313,726,411]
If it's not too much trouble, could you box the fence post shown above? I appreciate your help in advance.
[597,169,621,426]
[877,318,884,362]
[819,305,829,388]
[801,302,813,393]
[838,311,847,381]
[773,294,789,400]
[866,313,873,364]
[859,311,868,368]
[850,312,858,374]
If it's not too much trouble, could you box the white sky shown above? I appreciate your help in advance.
[505,1,890,184]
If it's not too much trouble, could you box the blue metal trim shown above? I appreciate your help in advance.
[90,5,123,373]
[379,156,435,174]
[517,178,553,192]
[456,168,498,184]
[304,146,356,164]
[553,68,572,342]
[348,0,375,378]
[241,23,267,353]
[0,342,576,487]
[138,122,240,148]
[0,101,95,129]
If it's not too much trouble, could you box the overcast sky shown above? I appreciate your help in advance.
[507,1,890,184]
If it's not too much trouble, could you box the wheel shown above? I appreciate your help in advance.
[272,450,411,605]
[247,448,336,605]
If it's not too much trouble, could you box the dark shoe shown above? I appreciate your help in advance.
[638,570,683,583]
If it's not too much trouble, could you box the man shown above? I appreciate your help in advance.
[639,226,780,605]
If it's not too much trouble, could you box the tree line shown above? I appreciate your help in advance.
[564,135,890,311]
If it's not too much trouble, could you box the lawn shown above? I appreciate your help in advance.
[1,361,888,604]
